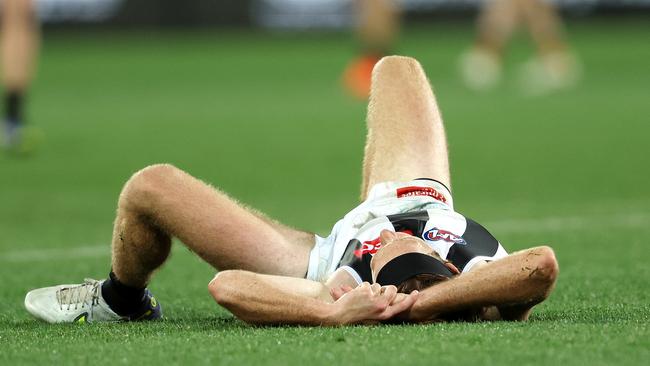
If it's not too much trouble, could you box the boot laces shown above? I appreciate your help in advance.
[56,279,101,311]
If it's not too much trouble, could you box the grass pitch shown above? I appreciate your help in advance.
[1,19,649,365]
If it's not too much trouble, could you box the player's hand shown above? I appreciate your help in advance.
[331,284,411,307]
[329,282,418,325]
[389,292,412,306]
[330,284,355,301]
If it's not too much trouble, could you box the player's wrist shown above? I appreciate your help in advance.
[408,295,438,322]
[320,302,344,326]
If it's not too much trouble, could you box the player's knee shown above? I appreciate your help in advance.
[119,163,180,212]
[531,246,559,285]
[137,163,179,183]
[373,55,422,78]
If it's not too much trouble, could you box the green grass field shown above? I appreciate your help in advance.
[1,19,649,364]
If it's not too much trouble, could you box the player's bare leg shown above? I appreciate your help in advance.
[519,0,566,55]
[111,164,314,288]
[1,0,41,153]
[25,164,314,322]
[460,0,579,93]
[474,0,521,56]
[343,0,401,99]
[360,56,450,199]
[460,0,520,90]
[517,0,580,94]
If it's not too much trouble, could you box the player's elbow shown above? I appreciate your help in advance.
[527,246,559,297]
[535,246,559,283]
[208,270,238,307]
[208,271,267,326]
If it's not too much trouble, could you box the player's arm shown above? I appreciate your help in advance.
[407,246,559,322]
[208,269,418,326]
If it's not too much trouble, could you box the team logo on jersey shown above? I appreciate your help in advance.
[353,230,415,257]
[422,228,466,245]
[354,237,382,257]
[396,186,447,203]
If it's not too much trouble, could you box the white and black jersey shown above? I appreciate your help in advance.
[336,209,508,284]
[306,179,508,283]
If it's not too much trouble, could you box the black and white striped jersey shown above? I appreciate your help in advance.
[335,208,508,284]
[306,179,508,283]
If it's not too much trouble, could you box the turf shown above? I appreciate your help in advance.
[1,19,649,365]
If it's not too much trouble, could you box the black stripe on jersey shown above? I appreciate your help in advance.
[413,178,452,195]
[447,218,500,271]
[339,239,373,283]
[386,210,430,237]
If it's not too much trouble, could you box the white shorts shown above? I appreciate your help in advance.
[307,178,454,282]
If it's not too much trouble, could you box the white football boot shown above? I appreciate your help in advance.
[518,51,582,95]
[459,48,502,91]
[24,279,125,323]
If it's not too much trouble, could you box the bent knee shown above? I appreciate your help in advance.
[373,55,423,79]
[118,163,182,211]
[371,55,432,98]
[374,55,421,72]
[135,164,181,185]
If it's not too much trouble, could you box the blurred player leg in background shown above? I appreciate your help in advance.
[343,0,401,99]
[460,0,517,91]
[517,0,581,94]
[460,0,580,94]
[1,0,41,154]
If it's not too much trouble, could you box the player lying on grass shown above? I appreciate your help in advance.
[24,56,558,325]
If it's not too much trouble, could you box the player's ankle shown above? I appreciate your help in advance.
[101,271,148,316]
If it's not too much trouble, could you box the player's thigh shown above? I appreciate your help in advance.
[361,56,451,198]
[129,164,314,278]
